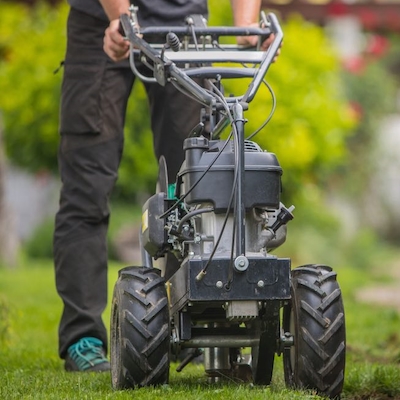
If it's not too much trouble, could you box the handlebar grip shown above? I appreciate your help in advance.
[166,32,181,52]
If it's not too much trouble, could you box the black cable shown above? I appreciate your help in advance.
[158,130,233,219]
[246,79,276,140]
[226,207,237,290]
[176,207,214,233]
[211,40,277,141]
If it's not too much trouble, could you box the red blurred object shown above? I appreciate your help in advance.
[349,101,363,121]
[366,35,389,58]
[343,57,366,74]
[327,1,349,17]
[359,8,379,30]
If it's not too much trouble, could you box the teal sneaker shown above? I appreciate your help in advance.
[65,337,110,372]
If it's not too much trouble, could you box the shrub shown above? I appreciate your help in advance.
[0,1,67,172]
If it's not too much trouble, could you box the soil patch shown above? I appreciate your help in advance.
[355,262,400,312]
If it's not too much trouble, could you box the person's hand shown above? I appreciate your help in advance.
[236,23,281,61]
[103,18,130,62]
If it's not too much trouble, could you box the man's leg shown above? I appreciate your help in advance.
[54,8,134,367]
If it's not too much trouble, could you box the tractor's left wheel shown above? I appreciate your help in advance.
[110,267,170,389]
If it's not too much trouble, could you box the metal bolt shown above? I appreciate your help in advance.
[216,281,223,289]
[257,280,265,288]
[234,255,249,272]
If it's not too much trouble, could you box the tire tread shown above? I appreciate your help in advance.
[283,264,345,399]
[111,267,170,389]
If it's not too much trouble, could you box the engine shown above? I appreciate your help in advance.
[141,136,293,263]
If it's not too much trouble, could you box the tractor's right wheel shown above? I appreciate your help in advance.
[283,264,346,399]
[110,267,170,389]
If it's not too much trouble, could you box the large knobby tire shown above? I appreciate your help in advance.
[283,264,346,399]
[110,267,170,389]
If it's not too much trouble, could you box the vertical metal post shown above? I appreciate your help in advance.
[232,103,246,257]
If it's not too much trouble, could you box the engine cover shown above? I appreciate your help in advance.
[177,137,282,213]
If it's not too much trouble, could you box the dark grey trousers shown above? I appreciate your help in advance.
[54,8,203,358]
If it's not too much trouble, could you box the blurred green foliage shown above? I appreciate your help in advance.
[263,17,356,202]
[0,1,66,172]
[0,0,355,203]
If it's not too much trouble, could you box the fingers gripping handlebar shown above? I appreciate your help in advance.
[119,11,283,107]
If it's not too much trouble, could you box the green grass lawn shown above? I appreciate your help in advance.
[1,258,400,399]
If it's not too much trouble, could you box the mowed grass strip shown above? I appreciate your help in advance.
[0,259,400,399]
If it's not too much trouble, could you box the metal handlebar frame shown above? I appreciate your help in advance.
[120,12,283,107]
[120,11,283,259]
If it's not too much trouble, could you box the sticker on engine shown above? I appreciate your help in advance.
[142,209,148,233]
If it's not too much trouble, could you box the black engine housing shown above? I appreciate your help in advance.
[176,137,282,213]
